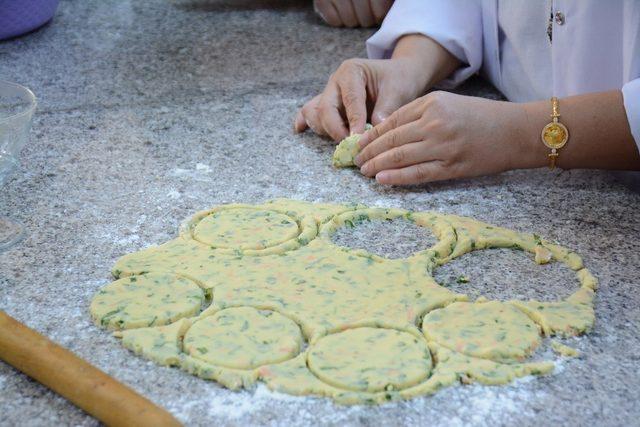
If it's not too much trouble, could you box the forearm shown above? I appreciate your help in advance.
[516,91,640,171]
[391,34,460,96]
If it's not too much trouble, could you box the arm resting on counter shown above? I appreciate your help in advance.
[520,90,640,171]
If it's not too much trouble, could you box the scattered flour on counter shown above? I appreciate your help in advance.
[167,189,181,199]
[195,163,212,173]
[553,358,567,374]
[116,234,139,246]
[170,165,213,183]
[424,378,549,427]
[207,385,306,420]
[165,378,551,427]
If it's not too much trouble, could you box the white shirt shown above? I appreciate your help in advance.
[366,0,640,151]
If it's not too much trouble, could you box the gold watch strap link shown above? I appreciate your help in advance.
[541,96,569,169]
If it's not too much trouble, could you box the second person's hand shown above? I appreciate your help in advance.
[314,0,394,28]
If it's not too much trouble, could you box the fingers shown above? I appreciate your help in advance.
[314,0,342,26]
[355,122,426,168]
[315,0,386,27]
[294,95,329,137]
[352,0,375,27]
[370,0,394,24]
[293,86,349,141]
[358,98,425,149]
[294,109,308,133]
[295,59,369,141]
[360,142,427,178]
[318,82,349,141]
[376,161,446,186]
[370,83,409,126]
[332,0,359,27]
[338,66,367,135]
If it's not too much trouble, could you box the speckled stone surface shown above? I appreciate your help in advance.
[332,218,437,259]
[1,1,639,426]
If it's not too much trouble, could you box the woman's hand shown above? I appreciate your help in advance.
[294,57,432,141]
[294,34,459,142]
[354,91,536,185]
[314,0,393,28]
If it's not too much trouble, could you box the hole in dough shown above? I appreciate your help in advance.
[434,248,578,302]
[331,217,437,259]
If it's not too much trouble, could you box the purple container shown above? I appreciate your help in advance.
[0,0,60,40]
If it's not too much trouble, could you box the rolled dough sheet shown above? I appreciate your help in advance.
[90,199,597,404]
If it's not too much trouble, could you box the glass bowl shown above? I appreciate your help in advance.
[0,81,36,251]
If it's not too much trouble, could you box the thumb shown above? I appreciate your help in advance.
[371,85,409,126]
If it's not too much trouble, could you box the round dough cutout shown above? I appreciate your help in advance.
[183,307,303,369]
[90,273,204,330]
[422,301,541,363]
[192,208,300,250]
[307,327,432,392]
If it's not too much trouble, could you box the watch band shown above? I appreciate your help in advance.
[540,97,569,169]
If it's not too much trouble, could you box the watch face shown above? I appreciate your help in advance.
[541,122,569,149]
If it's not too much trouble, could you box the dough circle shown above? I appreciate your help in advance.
[193,208,300,250]
[90,273,203,330]
[307,327,432,392]
[183,307,303,369]
[422,301,541,363]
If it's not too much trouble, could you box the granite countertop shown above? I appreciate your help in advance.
[1,1,639,426]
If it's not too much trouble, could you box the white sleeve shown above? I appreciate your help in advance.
[366,0,483,88]
[622,78,640,153]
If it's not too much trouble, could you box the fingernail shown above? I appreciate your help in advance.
[357,135,368,150]
[375,171,388,183]
[373,112,388,124]
[354,155,362,167]
[360,162,370,175]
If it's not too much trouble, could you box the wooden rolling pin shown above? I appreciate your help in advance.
[0,311,181,427]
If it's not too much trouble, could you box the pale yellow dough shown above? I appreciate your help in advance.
[193,207,300,250]
[307,327,432,392]
[90,199,597,404]
[90,273,204,330]
[332,124,372,168]
[184,307,303,369]
[551,341,580,357]
[422,301,541,363]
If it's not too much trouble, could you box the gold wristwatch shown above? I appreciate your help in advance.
[541,97,569,169]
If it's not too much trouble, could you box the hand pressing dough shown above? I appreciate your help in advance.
[332,124,372,167]
[90,199,597,404]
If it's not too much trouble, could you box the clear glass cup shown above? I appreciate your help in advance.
[0,81,36,251]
